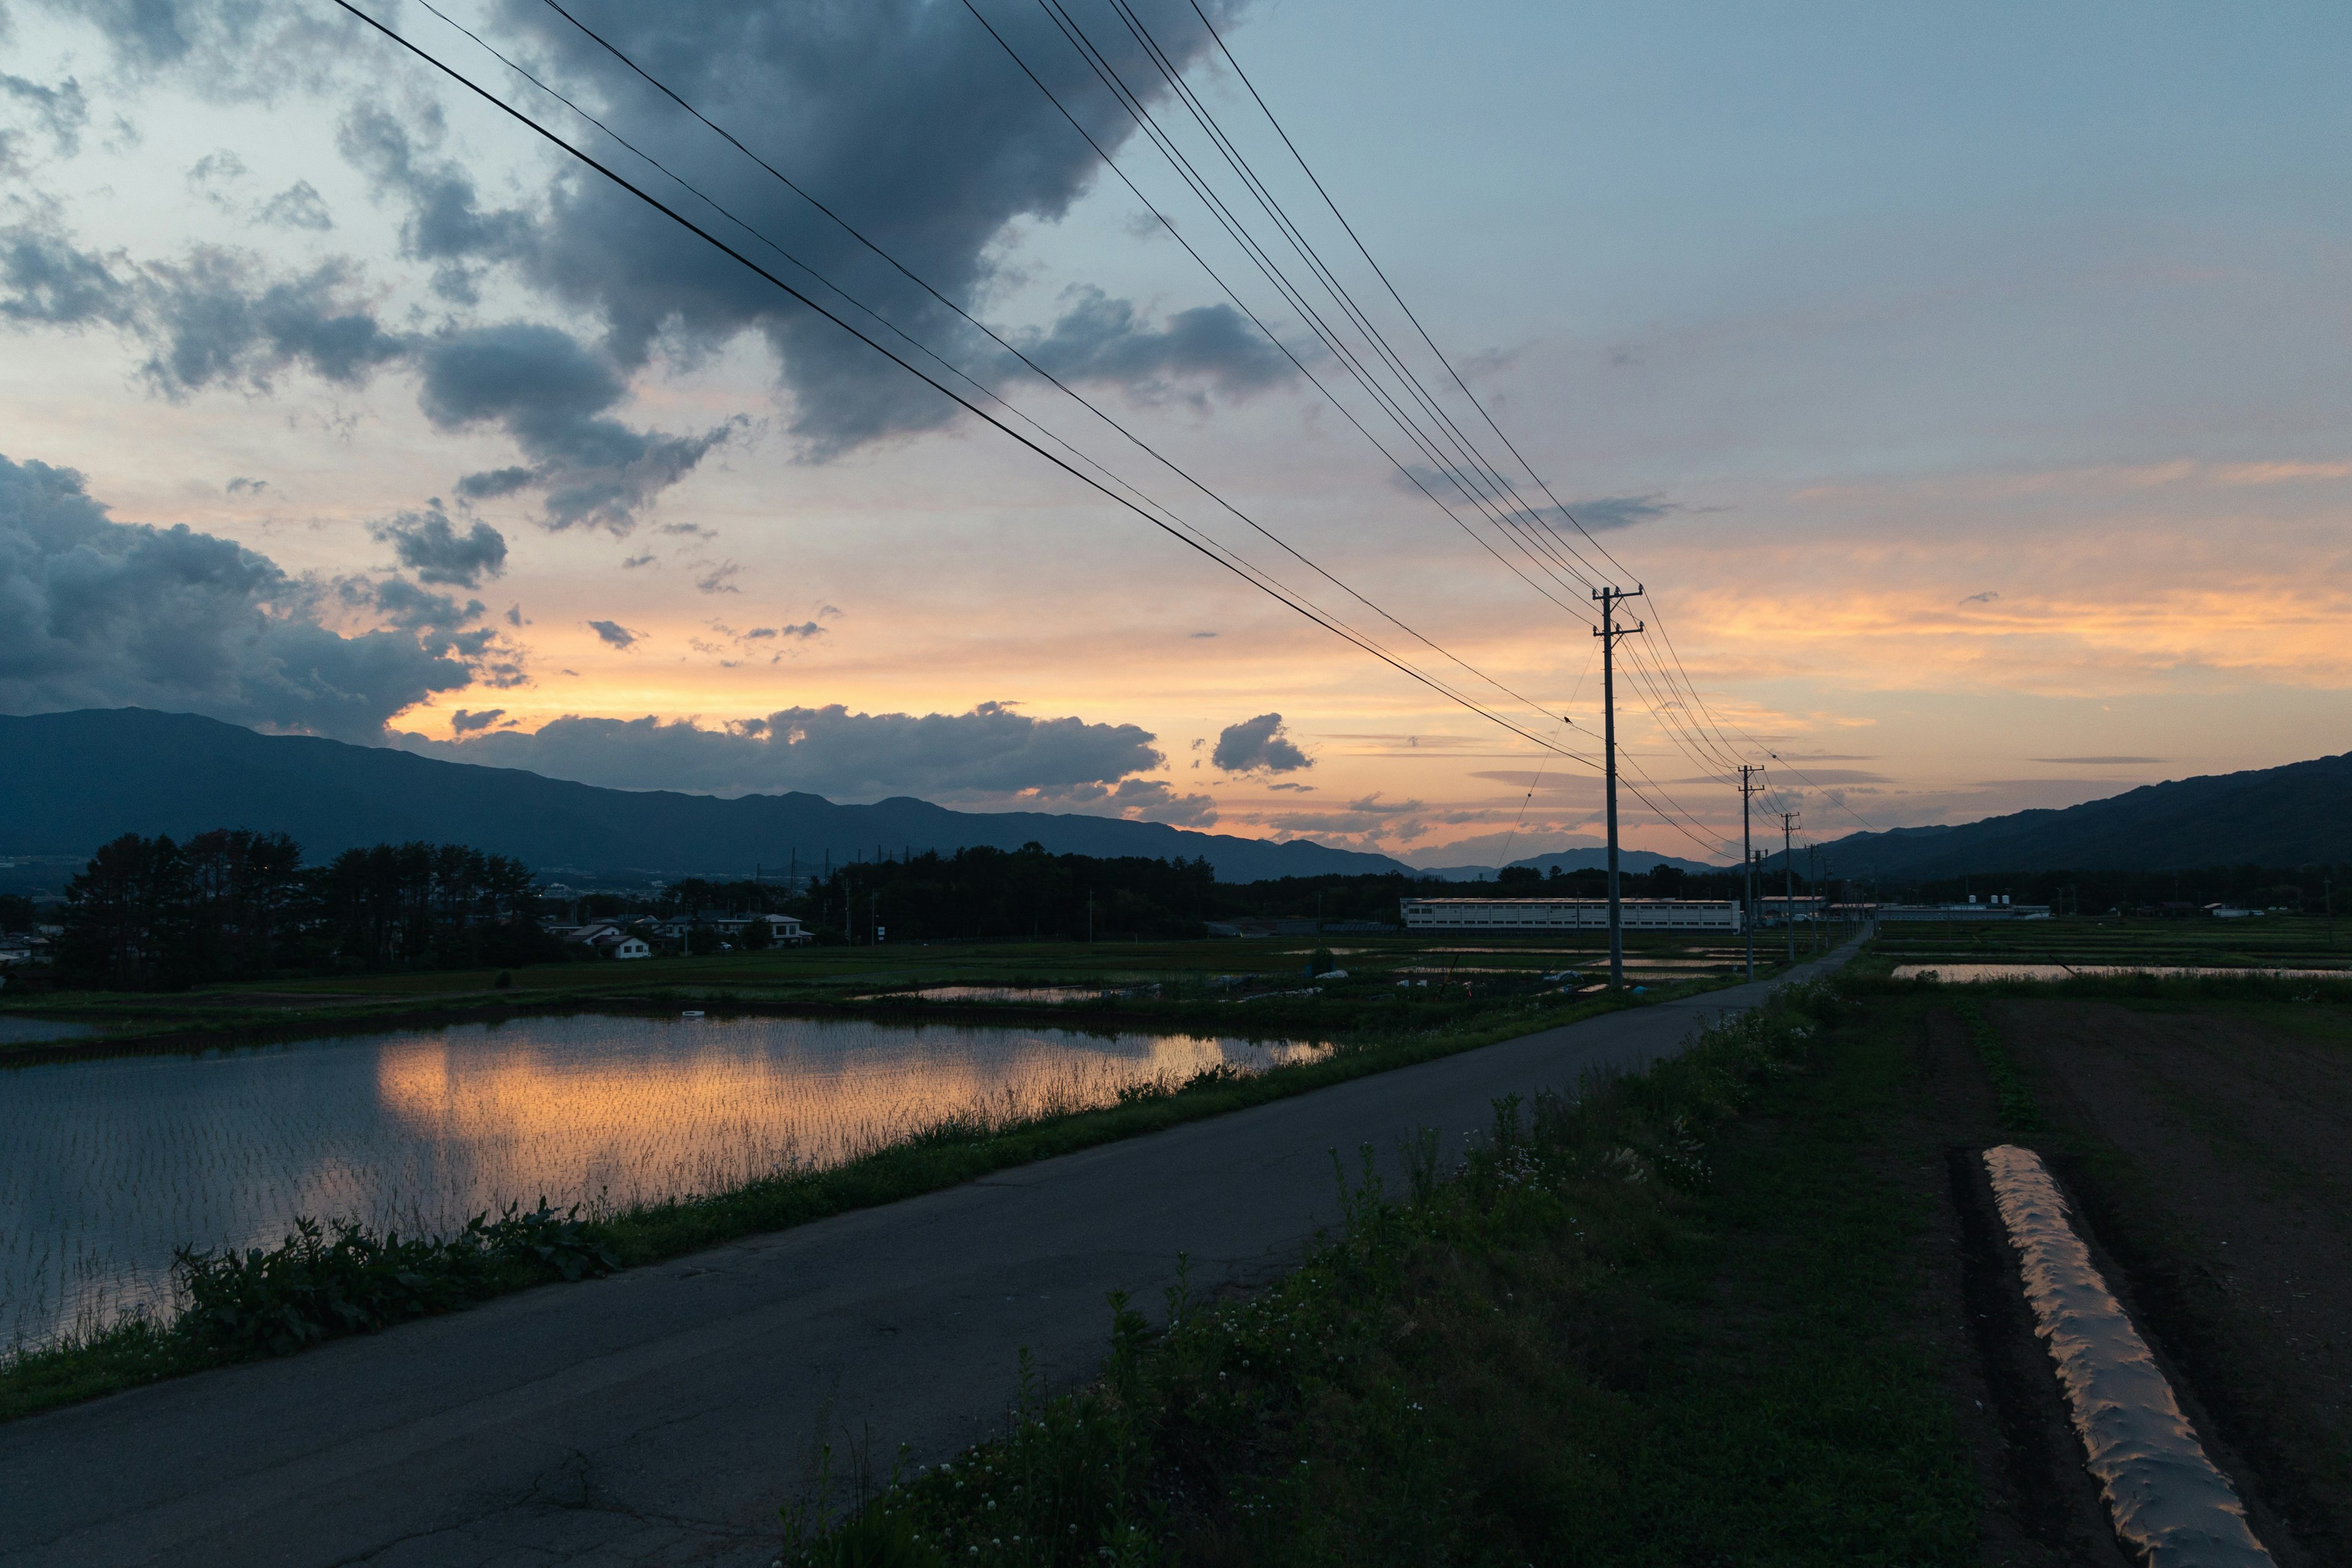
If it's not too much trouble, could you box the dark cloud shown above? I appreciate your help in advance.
[0,211,404,393]
[1389,469,1692,535]
[586,619,641,649]
[0,209,725,531]
[335,100,533,301]
[304,0,1264,456]
[449,707,507,733]
[415,323,737,532]
[0,450,489,738]
[1,71,90,175]
[1567,494,1678,531]
[224,475,267,497]
[1021,288,1286,403]
[1959,590,2000,605]
[0,202,137,328]
[370,501,508,588]
[400,699,1167,802]
[255,179,334,232]
[1212,712,1312,774]
[694,560,741,595]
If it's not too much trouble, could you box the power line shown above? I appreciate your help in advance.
[502,0,1579,741]
[334,0,1604,771]
[987,0,1610,627]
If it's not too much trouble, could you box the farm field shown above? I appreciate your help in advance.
[1866,913,2349,974]
[1986,993,2352,1561]
[0,926,1845,1057]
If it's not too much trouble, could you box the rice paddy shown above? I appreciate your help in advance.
[0,1013,1322,1349]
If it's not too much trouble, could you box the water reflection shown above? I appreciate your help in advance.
[0,1013,1321,1348]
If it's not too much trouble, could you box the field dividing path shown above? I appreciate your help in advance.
[4,941,1861,1568]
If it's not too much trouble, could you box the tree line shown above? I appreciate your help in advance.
[58,829,560,990]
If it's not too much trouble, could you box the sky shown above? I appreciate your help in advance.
[2,0,2346,867]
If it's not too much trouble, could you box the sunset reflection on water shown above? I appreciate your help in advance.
[0,1014,1322,1348]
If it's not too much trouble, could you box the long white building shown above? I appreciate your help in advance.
[1399,897,1744,934]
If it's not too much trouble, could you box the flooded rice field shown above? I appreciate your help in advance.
[0,1012,1322,1348]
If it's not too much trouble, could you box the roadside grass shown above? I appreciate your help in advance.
[0,976,1738,1425]
[785,978,1977,1567]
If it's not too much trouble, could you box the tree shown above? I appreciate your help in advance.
[58,834,192,989]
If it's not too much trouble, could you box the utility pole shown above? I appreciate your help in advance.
[1594,584,1645,990]
[1088,888,1094,944]
[1738,765,1764,978]
[1781,811,1800,967]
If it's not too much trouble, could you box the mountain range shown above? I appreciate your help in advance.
[1815,751,2352,880]
[0,709,1412,884]
[4,710,2343,889]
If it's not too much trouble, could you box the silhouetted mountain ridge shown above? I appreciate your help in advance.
[1817,752,2352,880]
[0,709,1414,883]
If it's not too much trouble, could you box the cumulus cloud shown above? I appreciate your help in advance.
[370,501,508,587]
[0,208,729,531]
[415,322,739,532]
[0,450,495,738]
[1021,288,1286,404]
[0,205,404,394]
[399,699,1169,802]
[1212,712,1312,774]
[318,0,1265,456]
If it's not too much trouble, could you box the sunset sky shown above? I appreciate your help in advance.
[4,1,2346,866]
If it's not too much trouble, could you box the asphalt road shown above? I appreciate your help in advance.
[3,941,1860,1567]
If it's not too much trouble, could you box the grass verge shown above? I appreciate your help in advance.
[1,978,1735,1425]
[783,976,1977,1567]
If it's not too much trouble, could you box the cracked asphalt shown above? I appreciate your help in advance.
[1,941,1857,1567]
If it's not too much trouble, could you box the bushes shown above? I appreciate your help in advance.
[173,1201,619,1359]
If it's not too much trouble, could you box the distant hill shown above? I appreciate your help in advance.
[1817,752,2352,880]
[1419,848,1728,881]
[0,709,1414,884]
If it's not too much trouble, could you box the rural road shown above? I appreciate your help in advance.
[4,941,1860,1567]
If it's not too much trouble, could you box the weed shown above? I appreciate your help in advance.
[1954,999,2040,1131]
[782,978,1884,1566]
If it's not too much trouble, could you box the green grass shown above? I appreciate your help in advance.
[785,978,1977,1567]
[3,974,1757,1426]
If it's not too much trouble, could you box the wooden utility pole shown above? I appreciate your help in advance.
[1781,811,1800,966]
[1594,584,1645,990]
[1738,765,1763,978]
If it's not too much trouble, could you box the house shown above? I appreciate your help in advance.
[652,911,812,945]
[609,935,652,959]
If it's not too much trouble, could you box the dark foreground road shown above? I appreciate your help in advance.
[4,943,1858,1567]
